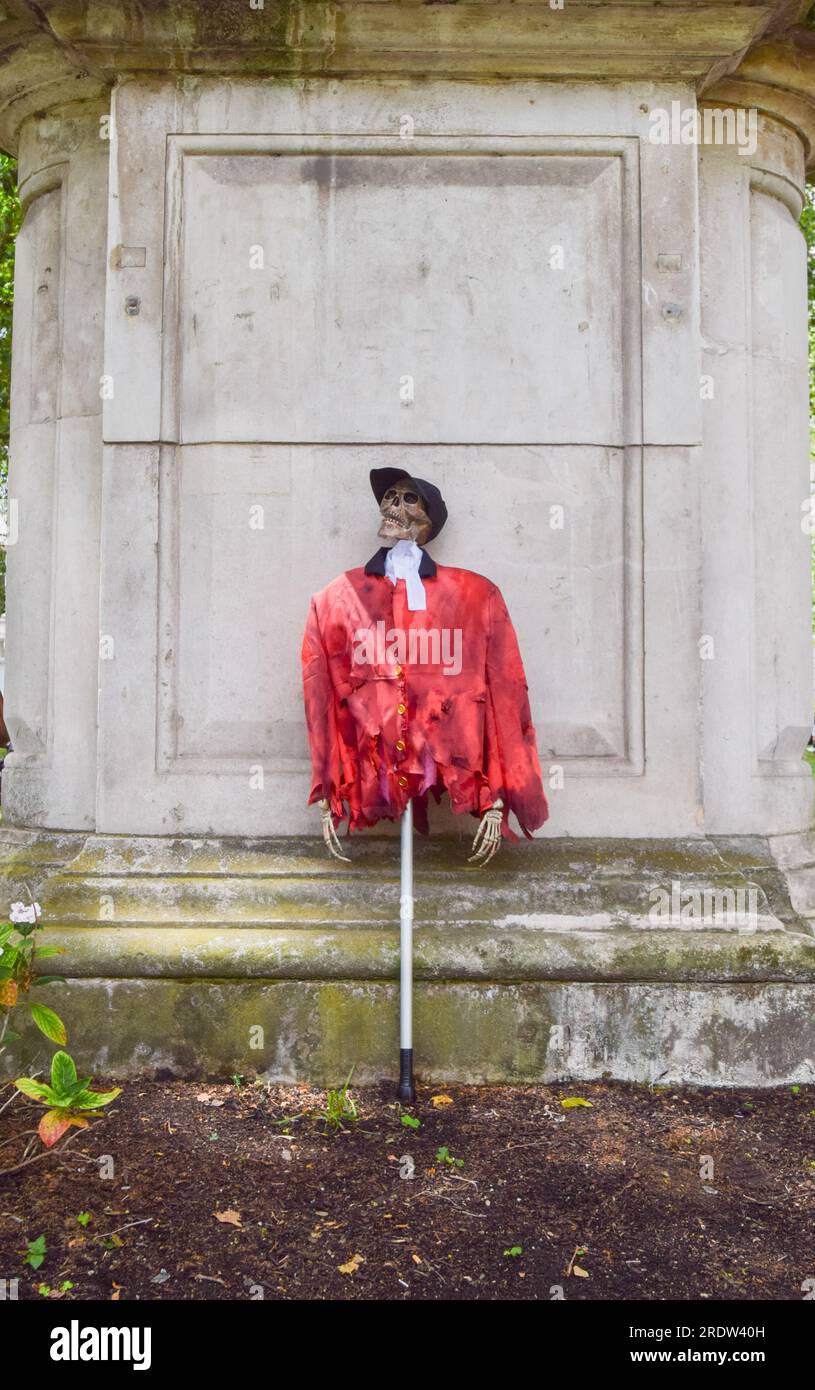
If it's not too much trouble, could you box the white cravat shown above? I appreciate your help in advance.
[385,539,427,612]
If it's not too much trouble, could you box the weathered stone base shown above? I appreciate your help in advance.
[7,977,815,1089]
[2,828,815,1086]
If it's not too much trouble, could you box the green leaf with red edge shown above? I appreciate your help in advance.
[38,1110,89,1147]
[30,1004,67,1045]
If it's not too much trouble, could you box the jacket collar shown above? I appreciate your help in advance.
[364,546,436,578]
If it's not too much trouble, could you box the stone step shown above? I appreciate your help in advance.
[2,829,814,1086]
[0,827,791,879]
[5,977,815,1088]
[35,871,791,929]
[2,829,799,930]
[38,922,815,982]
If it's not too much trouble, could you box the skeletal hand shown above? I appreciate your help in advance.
[319,799,351,862]
[468,798,504,868]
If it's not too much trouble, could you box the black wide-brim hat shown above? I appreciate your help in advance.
[369,467,448,542]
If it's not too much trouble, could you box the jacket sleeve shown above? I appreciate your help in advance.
[301,597,345,820]
[484,585,549,838]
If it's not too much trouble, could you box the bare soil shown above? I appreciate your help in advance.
[1,1078,813,1301]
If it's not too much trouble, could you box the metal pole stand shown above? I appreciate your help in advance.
[397,798,416,1103]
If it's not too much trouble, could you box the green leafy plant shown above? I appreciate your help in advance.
[23,1235,46,1270]
[401,1114,420,1129]
[37,1280,73,1298]
[273,1066,359,1134]
[435,1145,464,1168]
[14,1050,121,1147]
[0,900,67,1053]
[319,1066,358,1132]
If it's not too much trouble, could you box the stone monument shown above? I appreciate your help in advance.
[0,1,813,1083]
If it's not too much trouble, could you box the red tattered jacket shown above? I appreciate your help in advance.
[301,548,549,839]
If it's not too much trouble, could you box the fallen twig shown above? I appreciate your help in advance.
[0,1088,22,1117]
[406,1188,487,1217]
[96,1218,154,1239]
[0,1127,85,1181]
[0,1128,39,1152]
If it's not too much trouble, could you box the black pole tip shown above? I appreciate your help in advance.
[397,1047,416,1104]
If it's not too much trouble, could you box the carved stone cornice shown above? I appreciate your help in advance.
[0,1,812,153]
[25,0,787,78]
[704,28,815,166]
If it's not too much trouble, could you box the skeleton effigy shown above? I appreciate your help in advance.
[301,469,549,865]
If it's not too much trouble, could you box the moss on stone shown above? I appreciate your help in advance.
[3,977,815,1087]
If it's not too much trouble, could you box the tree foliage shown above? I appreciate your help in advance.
[0,153,20,616]
[803,183,815,425]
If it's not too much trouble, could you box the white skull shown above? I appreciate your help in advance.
[378,480,432,544]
